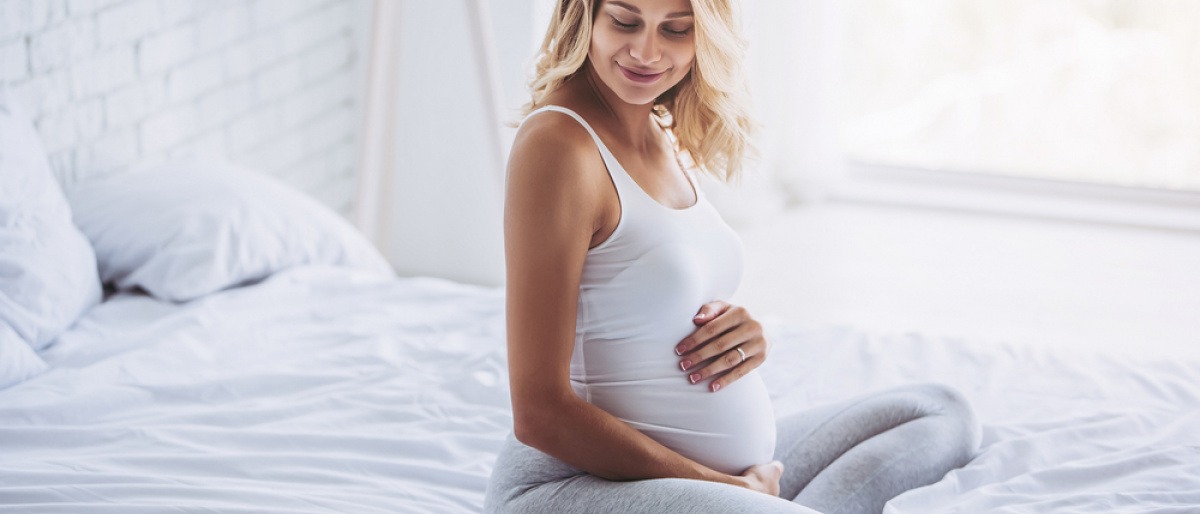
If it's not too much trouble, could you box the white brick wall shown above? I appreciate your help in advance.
[0,0,369,216]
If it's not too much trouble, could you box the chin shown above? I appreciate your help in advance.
[616,91,661,106]
[609,71,681,106]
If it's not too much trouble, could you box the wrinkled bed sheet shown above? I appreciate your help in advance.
[1,266,1197,512]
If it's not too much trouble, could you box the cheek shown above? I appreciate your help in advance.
[667,40,695,66]
[676,53,695,76]
[589,26,622,57]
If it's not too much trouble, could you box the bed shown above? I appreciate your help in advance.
[3,105,1199,513]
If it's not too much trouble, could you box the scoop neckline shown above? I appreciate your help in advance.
[603,119,701,213]
[532,104,702,213]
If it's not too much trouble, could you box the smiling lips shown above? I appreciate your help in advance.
[619,64,666,84]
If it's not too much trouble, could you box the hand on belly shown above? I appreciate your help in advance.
[675,300,772,394]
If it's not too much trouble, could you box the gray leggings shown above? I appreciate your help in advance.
[484,382,981,514]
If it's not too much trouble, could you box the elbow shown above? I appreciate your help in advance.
[513,407,551,448]
[513,416,541,447]
[511,395,573,448]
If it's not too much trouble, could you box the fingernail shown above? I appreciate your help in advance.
[679,360,691,371]
[694,313,705,320]
[674,344,685,355]
[689,373,701,384]
[711,383,721,392]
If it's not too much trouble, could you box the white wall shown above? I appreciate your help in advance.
[742,0,844,204]
[0,0,370,216]
[381,0,540,287]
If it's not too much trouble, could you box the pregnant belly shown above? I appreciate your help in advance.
[574,370,777,475]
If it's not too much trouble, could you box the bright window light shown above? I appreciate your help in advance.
[840,0,1200,192]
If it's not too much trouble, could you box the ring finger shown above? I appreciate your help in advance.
[682,326,756,379]
[679,322,756,371]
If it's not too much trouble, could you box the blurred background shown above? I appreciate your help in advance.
[2,0,1197,357]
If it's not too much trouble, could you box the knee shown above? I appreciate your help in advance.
[907,382,971,415]
[484,482,553,514]
[907,382,983,461]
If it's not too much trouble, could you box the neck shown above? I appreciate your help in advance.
[582,62,657,151]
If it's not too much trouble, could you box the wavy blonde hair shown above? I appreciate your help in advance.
[522,0,756,183]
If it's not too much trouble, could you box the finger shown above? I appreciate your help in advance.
[678,316,756,366]
[706,353,763,392]
[689,341,750,383]
[692,300,731,325]
[740,334,769,360]
[682,328,755,382]
[676,305,746,356]
[710,336,767,370]
[763,460,784,478]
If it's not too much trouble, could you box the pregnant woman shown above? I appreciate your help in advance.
[486,0,981,512]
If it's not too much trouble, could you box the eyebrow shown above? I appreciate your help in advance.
[608,1,694,19]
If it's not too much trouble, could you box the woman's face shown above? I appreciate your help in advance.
[588,0,696,106]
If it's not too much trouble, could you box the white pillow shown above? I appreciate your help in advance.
[67,160,395,302]
[0,93,103,388]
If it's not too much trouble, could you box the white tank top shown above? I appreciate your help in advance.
[520,105,776,475]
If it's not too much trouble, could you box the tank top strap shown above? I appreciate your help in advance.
[519,105,640,200]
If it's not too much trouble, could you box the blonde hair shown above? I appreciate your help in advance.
[522,0,756,183]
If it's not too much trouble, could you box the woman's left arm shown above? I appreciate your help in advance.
[675,300,771,393]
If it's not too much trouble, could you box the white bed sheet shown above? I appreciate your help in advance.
[1,266,1197,512]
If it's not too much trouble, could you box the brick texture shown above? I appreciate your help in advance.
[1,0,365,217]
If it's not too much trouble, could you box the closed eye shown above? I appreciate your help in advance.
[610,16,692,38]
[664,26,691,37]
[611,16,638,30]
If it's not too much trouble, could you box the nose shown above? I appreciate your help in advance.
[628,30,661,65]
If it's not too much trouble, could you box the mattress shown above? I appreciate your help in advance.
[2,266,1197,512]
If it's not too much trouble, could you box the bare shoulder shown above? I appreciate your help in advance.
[506,109,606,215]
[509,109,598,175]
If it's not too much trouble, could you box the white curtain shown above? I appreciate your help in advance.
[701,0,846,230]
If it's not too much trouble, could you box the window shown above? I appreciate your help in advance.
[840,0,1200,193]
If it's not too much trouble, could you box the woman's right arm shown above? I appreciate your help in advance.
[503,115,747,489]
